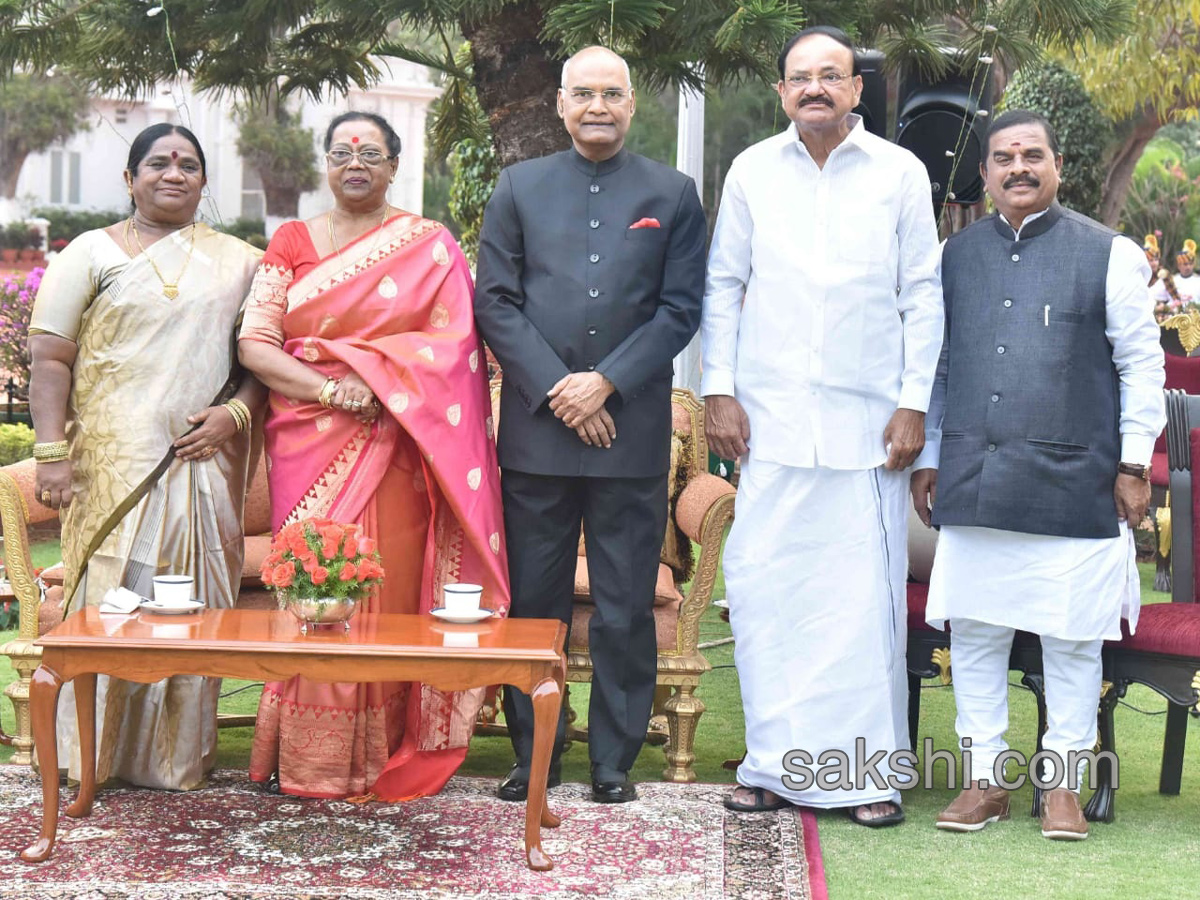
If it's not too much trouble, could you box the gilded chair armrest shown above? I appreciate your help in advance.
[674,474,736,655]
[0,463,55,641]
[676,473,736,547]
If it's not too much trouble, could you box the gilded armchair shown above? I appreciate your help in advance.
[0,458,62,765]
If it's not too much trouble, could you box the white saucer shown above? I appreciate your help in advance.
[430,607,495,624]
[140,599,205,615]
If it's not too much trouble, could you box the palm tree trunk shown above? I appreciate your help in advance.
[0,148,27,199]
[462,2,569,169]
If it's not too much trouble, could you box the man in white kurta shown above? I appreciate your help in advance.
[913,110,1165,840]
[702,26,943,825]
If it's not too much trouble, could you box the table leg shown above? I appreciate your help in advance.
[525,675,563,871]
[20,665,64,863]
[66,673,97,819]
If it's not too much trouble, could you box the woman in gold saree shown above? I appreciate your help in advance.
[28,124,264,790]
[239,112,509,800]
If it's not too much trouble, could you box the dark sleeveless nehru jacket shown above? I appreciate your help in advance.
[932,203,1124,539]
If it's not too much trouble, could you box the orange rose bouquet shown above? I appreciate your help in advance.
[260,519,385,622]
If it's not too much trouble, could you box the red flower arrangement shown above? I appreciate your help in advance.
[260,518,385,601]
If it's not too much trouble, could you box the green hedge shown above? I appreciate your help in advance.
[0,423,35,465]
[1000,62,1113,219]
[215,217,267,246]
[33,207,124,244]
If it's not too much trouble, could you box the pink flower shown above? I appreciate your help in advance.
[273,562,295,589]
[319,525,343,560]
[311,565,329,585]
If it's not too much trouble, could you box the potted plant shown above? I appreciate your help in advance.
[0,225,19,265]
[18,226,43,264]
[260,517,385,633]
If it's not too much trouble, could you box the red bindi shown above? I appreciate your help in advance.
[171,150,179,159]
[351,136,359,144]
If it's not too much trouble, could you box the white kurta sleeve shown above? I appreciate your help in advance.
[700,165,751,398]
[894,160,944,413]
[1106,235,1166,465]
[914,244,947,470]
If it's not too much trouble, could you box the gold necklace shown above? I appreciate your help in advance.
[126,217,196,300]
[326,204,391,267]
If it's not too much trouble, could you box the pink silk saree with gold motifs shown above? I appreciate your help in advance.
[241,213,510,800]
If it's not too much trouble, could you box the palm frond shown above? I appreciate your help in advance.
[374,40,472,79]
[428,71,489,158]
[542,0,674,48]
[876,20,955,77]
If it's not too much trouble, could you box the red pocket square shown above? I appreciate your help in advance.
[629,217,661,229]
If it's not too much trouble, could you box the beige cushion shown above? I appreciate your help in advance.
[36,585,64,637]
[573,558,681,608]
[570,598,682,652]
[242,534,273,587]
[243,453,272,536]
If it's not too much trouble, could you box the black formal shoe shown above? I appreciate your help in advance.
[591,777,638,804]
[497,763,562,802]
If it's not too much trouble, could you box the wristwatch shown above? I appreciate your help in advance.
[1117,461,1151,482]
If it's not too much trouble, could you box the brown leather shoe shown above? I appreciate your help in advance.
[936,782,1010,832]
[1041,788,1089,840]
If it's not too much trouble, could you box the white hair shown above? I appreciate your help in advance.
[560,47,632,90]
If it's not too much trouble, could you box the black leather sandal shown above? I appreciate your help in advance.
[847,802,906,827]
[723,786,791,813]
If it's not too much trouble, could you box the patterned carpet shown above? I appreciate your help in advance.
[0,769,826,899]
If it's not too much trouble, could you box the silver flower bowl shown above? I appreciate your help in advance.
[277,592,361,634]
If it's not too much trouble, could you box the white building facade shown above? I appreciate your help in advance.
[12,59,441,234]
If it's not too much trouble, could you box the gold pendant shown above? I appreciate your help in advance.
[163,284,179,300]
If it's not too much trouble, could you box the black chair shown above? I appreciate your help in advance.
[1090,389,1200,821]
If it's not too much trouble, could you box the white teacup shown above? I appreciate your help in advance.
[442,583,483,616]
[152,575,195,607]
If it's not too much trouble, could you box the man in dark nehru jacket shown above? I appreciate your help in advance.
[474,45,706,803]
[912,109,1165,840]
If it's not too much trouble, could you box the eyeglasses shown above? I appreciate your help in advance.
[565,88,631,106]
[326,148,393,167]
[785,72,851,89]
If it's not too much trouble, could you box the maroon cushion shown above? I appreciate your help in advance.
[1151,450,1169,487]
[907,581,943,632]
[1165,354,1200,396]
[1110,602,1200,656]
[1193,428,1200,602]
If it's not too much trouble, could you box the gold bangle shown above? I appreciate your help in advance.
[223,398,250,433]
[318,377,339,409]
[32,440,69,462]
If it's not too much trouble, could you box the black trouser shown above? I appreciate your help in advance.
[500,469,668,774]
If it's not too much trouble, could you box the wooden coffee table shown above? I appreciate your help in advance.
[20,608,566,870]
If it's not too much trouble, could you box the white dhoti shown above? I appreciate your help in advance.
[927,523,1139,790]
[726,459,910,807]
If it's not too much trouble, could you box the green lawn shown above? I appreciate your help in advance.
[1,562,1197,899]
[28,539,61,570]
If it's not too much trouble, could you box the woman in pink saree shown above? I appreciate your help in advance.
[238,112,509,800]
